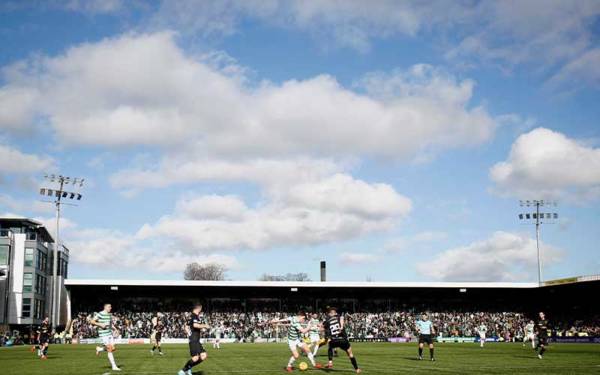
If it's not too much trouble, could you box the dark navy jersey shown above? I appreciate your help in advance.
[39,322,51,336]
[189,313,203,341]
[324,314,347,340]
[536,319,549,337]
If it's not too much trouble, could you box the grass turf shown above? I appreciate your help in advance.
[1,342,599,375]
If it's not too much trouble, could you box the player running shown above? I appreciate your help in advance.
[31,317,51,359]
[178,304,210,375]
[323,307,361,373]
[269,311,321,372]
[212,323,222,349]
[535,312,549,359]
[523,320,535,349]
[151,314,164,355]
[477,322,488,348]
[416,313,436,361]
[308,313,322,356]
[90,303,121,371]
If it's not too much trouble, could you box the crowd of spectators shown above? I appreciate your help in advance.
[70,308,600,341]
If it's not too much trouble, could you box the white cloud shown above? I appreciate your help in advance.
[417,231,562,281]
[151,1,600,85]
[0,194,54,214]
[0,32,496,160]
[339,252,381,265]
[110,157,341,191]
[137,173,411,252]
[490,128,600,201]
[63,0,124,14]
[45,224,238,274]
[547,48,600,90]
[0,144,54,174]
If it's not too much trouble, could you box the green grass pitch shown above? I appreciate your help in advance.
[1,342,599,375]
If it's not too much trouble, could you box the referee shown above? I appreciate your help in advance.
[416,313,436,361]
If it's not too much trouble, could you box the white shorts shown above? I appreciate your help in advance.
[479,334,486,339]
[310,334,320,343]
[101,336,114,346]
[288,339,305,352]
[526,333,535,341]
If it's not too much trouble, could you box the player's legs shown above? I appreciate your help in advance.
[530,334,536,349]
[311,338,319,356]
[536,337,547,358]
[181,344,207,375]
[300,342,320,367]
[480,334,485,347]
[428,343,435,361]
[102,337,120,371]
[344,344,361,373]
[287,346,300,371]
[418,342,424,359]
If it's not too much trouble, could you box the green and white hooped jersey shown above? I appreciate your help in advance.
[287,316,303,340]
[94,311,112,338]
[526,324,535,334]
[479,325,487,333]
[309,318,320,335]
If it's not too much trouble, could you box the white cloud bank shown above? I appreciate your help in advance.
[0,32,495,160]
[417,231,562,282]
[137,173,412,252]
[151,1,600,87]
[490,128,600,201]
[0,144,53,174]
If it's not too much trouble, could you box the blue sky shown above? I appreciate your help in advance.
[1,1,599,282]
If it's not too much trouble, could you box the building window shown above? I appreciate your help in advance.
[34,299,45,320]
[22,297,31,318]
[35,274,47,295]
[0,245,8,265]
[23,272,33,292]
[36,250,48,271]
[59,258,68,277]
[24,248,34,267]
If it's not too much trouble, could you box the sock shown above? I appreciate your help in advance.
[152,346,156,352]
[183,358,202,371]
[430,348,434,359]
[539,346,546,356]
[97,346,105,352]
[307,352,316,366]
[107,352,117,368]
[312,344,319,356]
[158,346,162,353]
[43,347,48,355]
[328,347,334,361]
[287,356,296,367]
[418,347,423,357]
[350,357,358,370]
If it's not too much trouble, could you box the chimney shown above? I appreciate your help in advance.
[320,261,326,282]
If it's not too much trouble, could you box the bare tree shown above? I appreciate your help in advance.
[258,272,311,281]
[184,263,227,280]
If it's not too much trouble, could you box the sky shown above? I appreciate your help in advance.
[0,0,599,282]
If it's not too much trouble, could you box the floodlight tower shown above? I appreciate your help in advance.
[518,200,558,287]
[39,175,84,327]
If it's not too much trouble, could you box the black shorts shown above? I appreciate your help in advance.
[39,334,49,344]
[155,333,162,342]
[419,334,433,344]
[538,336,548,346]
[329,339,351,352]
[189,341,206,356]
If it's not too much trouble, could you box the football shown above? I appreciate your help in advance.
[298,361,308,371]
